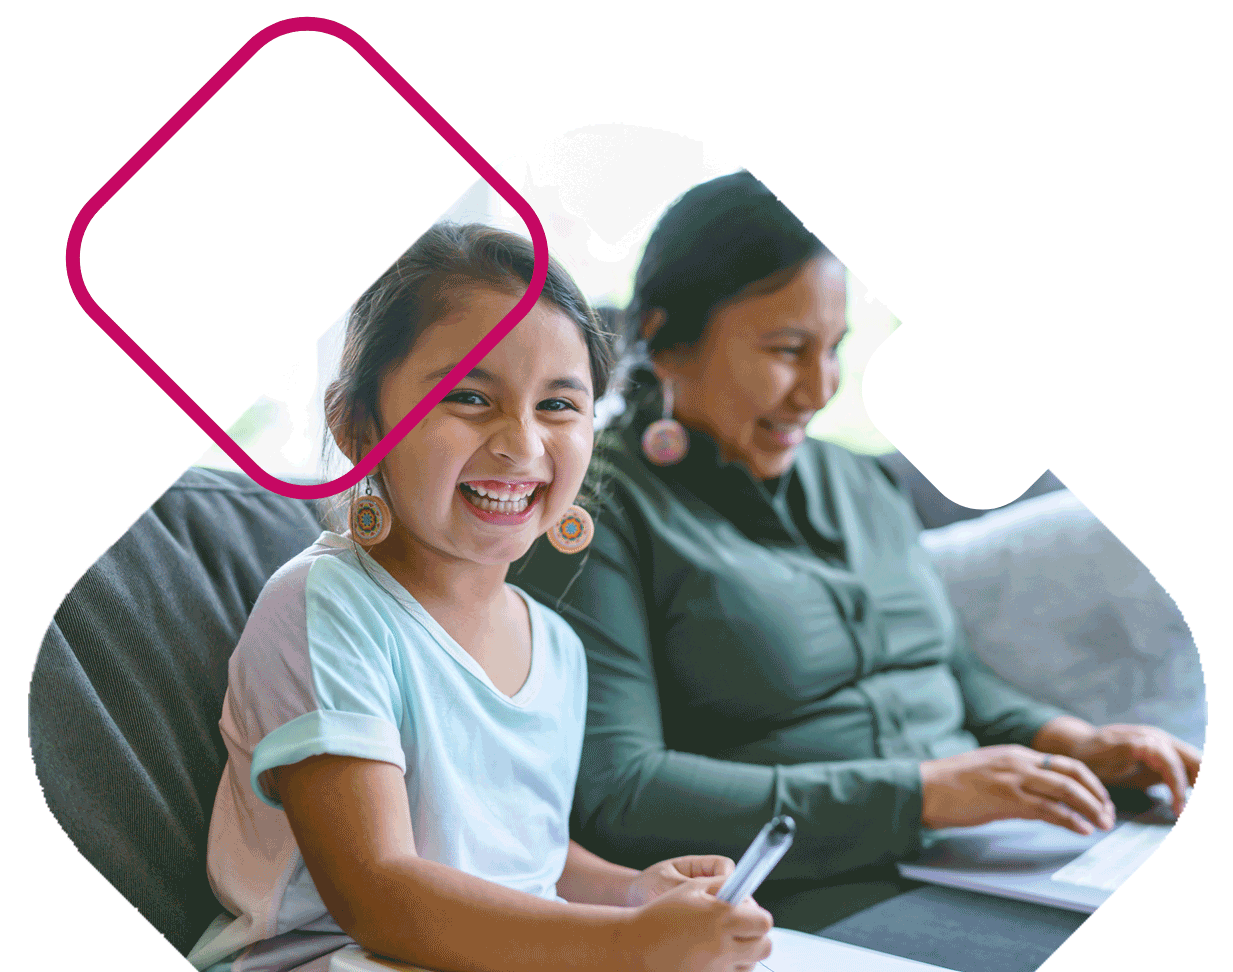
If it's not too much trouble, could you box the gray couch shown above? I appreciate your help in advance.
[29,459,1079,966]
[29,468,325,955]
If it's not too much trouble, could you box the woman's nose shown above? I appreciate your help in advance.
[792,357,830,411]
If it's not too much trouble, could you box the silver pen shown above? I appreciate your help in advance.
[716,815,796,903]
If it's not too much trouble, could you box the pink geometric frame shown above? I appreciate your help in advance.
[65,17,548,501]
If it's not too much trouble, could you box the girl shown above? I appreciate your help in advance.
[188,223,773,972]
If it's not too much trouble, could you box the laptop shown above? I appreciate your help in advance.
[329,926,960,972]
[896,790,1176,913]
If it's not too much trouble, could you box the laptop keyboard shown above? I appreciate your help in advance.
[1050,821,1171,891]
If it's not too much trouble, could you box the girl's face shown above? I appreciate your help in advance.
[656,254,848,480]
[369,287,595,568]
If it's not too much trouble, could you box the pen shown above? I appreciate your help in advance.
[716,815,796,904]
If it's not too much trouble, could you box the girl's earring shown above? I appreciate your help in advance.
[641,378,689,466]
[349,477,392,547]
[547,505,594,555]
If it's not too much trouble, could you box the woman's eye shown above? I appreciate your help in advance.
[443,390,488,407]
[768,345,806,356]
[538,398,581,413]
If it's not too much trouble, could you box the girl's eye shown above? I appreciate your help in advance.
[443,390,488,407]
[538,398,581,413]
[768,345,806,357]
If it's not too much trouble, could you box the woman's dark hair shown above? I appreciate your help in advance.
[623,170,831,377]
[322,222,614,522]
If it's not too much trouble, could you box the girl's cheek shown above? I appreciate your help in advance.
[556,428,593,495]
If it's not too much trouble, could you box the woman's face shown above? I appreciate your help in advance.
[656,254,848,480]
[364,287,595,568]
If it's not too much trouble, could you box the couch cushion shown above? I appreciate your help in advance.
[919,490,1207,747]
[29,467,324,955]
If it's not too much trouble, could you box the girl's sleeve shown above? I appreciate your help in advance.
[518,505,925,883]
[229,555,407,809]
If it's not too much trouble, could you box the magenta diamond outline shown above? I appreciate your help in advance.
[66,16,548,501]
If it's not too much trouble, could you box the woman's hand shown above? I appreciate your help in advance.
[1065,724,1201,817]
[919,745,1116,834]
[1033,716,1201,818]
[620,877,773,972]
[625,855,736,907]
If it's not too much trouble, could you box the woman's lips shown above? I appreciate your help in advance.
[757,419,808,449]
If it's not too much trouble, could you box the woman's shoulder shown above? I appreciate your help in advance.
[799,439,923,542]
[801,437,908,498]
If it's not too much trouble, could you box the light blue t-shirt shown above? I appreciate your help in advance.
[190,532,587,972]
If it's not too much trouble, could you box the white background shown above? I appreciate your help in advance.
[3,2,1230,970]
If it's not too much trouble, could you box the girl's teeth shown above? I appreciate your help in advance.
[462,488,533,514]
[469,486,534,501]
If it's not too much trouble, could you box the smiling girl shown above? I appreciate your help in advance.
[188,224,772,972]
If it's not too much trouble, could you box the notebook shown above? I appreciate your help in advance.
[897,800,1175,913]
[328,926,960,972]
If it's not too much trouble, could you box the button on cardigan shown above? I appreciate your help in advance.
[515,399,1068,882]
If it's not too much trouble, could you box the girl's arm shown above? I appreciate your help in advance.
[555,841,642,907]
[272,754,771,972]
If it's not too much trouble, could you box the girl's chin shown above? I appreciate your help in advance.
[451,513,544,564]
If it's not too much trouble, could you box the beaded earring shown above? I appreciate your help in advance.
[349,478,392,547]
[546,505,594,554]
[641,378,689,466]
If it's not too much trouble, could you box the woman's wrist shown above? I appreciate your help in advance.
[1031,715,1098,758]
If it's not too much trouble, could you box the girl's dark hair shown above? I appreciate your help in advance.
[322,222,614,523]
[621,170,831,392]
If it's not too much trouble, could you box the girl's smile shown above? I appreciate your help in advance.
[457,479,548,523]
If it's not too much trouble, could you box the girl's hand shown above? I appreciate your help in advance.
[919,745,1116,835]
[620,877,773,972]
[625,855,736,907]
[1067,723,1201,817]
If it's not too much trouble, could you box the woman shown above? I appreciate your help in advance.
[515,171,1201,930]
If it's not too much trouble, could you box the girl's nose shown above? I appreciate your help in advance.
[488,415,547,464]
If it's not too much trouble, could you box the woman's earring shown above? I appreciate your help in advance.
[349,478,392,547]
[547,505,594,555]
[641,378,689,466]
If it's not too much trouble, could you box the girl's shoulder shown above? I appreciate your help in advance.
[237,532,396,655]
[253,531,375,605]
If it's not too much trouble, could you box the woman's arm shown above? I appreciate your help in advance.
[272,755,771,972]
[947,627,1072,747]
[520,506,924,883]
